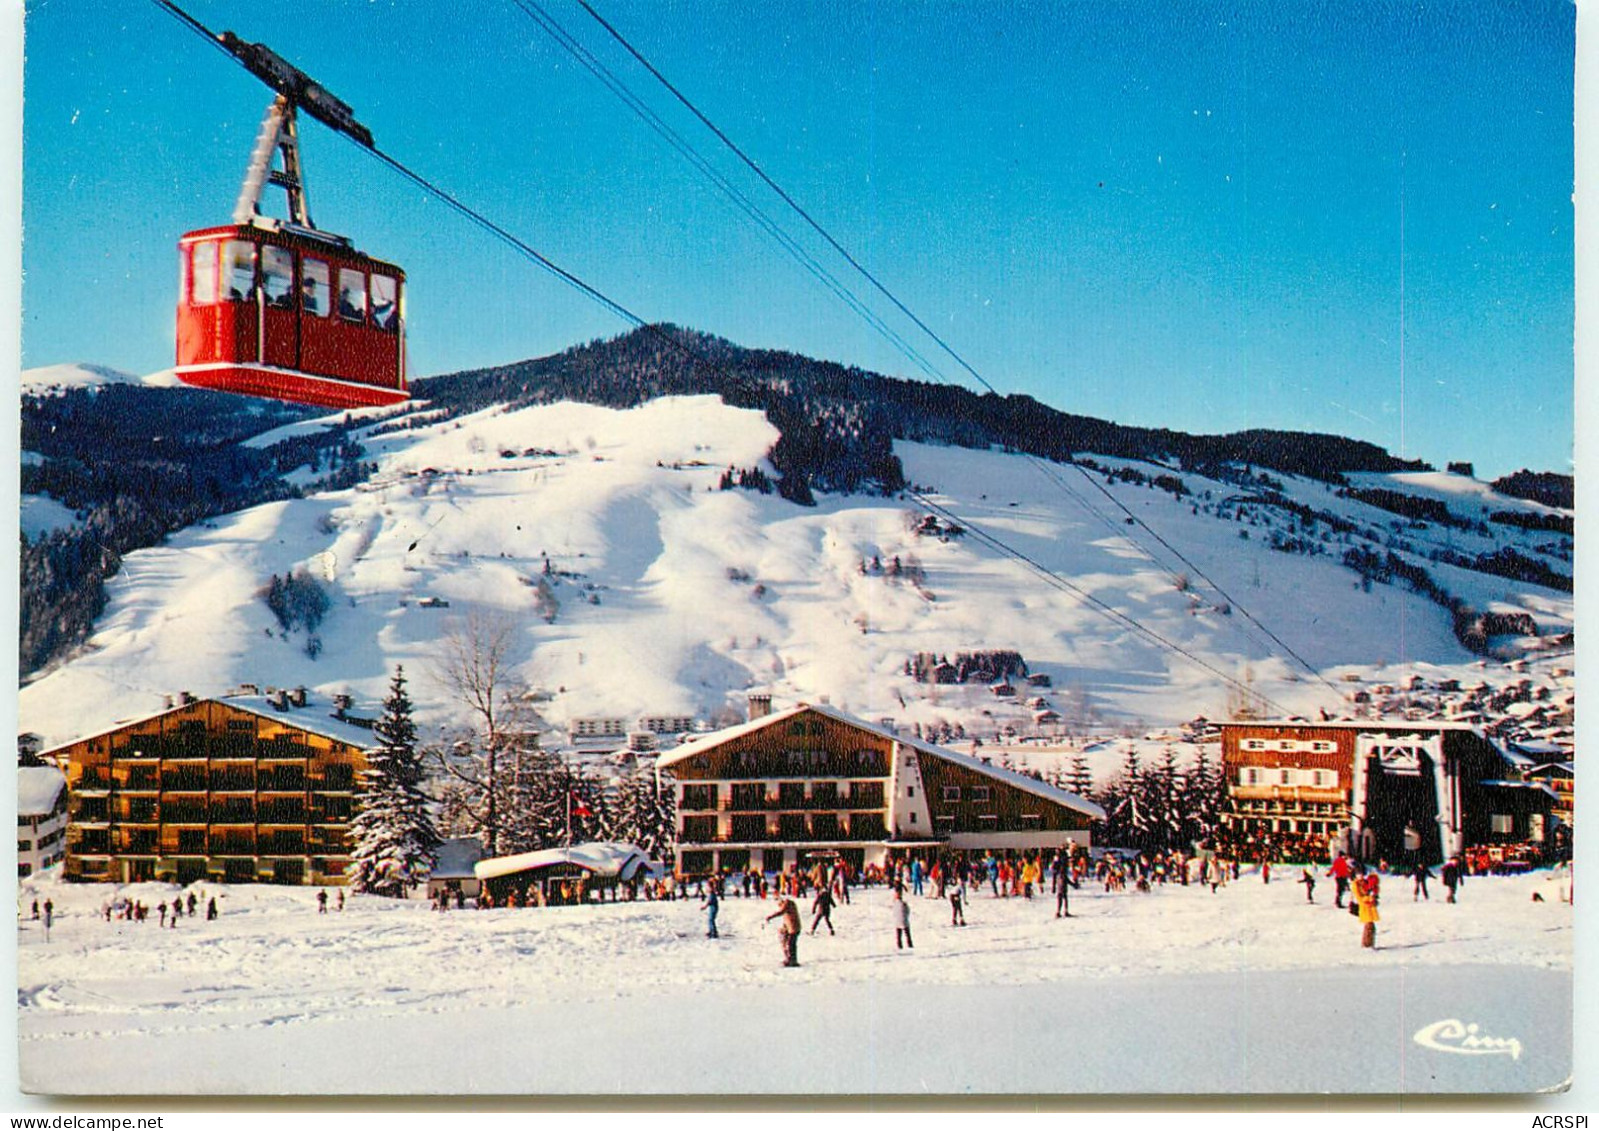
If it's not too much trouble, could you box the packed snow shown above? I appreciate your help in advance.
[17,394,1575,750]
[15,867,1572,1094]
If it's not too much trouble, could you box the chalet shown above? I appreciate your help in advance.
[1219,719,1554,866]
[657,700,1103,878]
[49,693,375,885]
[18,766,68,878]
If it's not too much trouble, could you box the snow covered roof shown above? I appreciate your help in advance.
[219,695,385,749]
[662,702,1106,822]
[39,693,383,757]
[474,842,653,883]
[431,837,484,880]
[1509,740,1568,757]
[17,766,66,817]
[1525,763,1574,777]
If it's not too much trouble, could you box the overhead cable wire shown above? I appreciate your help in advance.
[574,0,1339,695]
[148,0,1305,712]
[506,0,946,384]
[906,489,1293,716]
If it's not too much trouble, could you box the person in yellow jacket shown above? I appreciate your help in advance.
[1354,871,1381,949]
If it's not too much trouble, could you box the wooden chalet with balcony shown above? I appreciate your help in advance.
[48,693,376,885]
[657,700,1104,877]
[1219,719,1542,865]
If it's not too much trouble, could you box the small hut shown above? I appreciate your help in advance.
[473,842,655,907]
[426,836,484,901]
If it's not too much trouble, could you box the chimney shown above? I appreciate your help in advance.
[290,686,308,708]
[239,682,259,696]
[747,693,772,721]
[179,691,196,707]
[332,693,354,719]
[163,695,175,711]
[270,689,288,711]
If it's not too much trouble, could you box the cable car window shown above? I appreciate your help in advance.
[223,240,256,302]
[370,274,398,332]
[301,259,330,317]
[337,269,367,321]
[190,243,218,305]
[261,246,294,309]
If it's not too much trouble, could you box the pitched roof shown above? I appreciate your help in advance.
[17,766,66,817]
[662,701,1105,821]
[474,842,653,882]
[40,693,383,757]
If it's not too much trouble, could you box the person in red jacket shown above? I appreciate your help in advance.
[1328,853,1354,908]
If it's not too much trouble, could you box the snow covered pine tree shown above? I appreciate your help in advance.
[348,666,442,896]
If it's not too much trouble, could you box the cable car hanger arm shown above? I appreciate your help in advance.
[151,0,373,148]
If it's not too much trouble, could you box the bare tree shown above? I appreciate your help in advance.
[429,612,527,857]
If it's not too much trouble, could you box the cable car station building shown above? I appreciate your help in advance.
[49,693,375,886]
[658,699,1103,877]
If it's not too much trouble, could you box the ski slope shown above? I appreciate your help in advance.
[17,393,1574,749]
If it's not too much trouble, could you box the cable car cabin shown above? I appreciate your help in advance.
[175,224,409,409]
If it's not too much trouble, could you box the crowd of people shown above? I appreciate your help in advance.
[96,889,219,926]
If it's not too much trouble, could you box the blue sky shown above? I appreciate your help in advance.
[21,0,1575,478]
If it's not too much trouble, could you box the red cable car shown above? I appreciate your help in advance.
[174,34,409,409]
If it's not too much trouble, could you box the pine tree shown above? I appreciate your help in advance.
[600,762,677,858]
[348,667,441,896]
[1065,753,1094,798]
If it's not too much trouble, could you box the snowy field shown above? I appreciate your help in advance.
[17,869,1572,1095]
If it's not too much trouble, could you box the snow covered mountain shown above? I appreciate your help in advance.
[20,362,144,395]
[17,380,1573,751]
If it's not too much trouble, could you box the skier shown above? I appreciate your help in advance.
[1411,860,1434,901]
[158,901,168,928]
[187,892,198,917]
[1261,860,1271,884]
[891,886,914,950]
[949,884,966,926]
[810,885,836,936]
[1441,856,1461,904]
[764,897,801,967]
[1298,868,1316,904]
[207,897,218,921]
[702,886,720,939]
[911,857,925,897]
[337,889,346,912]
[30,899,39,921]
[317,889,329,914]
[1328,853,1353,908]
